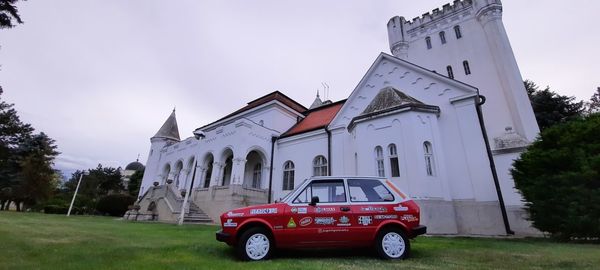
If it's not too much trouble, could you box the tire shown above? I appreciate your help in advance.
[236,227,273,261]
[375,228,410,260]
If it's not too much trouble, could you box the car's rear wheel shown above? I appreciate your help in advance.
[375,228,410,260]
[237,227,273,261]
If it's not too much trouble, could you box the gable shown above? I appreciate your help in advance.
[329,53,477,130]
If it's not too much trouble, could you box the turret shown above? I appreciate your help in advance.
[387,16,408,59]
[138,109,181,198]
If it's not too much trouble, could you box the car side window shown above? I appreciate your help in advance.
[293,185,310,204]
[292,180,346,204]
[348,179,394,202]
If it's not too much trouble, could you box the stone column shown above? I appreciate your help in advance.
[196,165,207,189]
[230,158,247,185]
[209,162,224,187]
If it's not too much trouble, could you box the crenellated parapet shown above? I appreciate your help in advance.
[404,0,474,30]
[387,0,503,57]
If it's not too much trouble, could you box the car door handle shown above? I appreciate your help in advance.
[340,207,350,212]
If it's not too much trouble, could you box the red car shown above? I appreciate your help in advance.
[216,176,426,261]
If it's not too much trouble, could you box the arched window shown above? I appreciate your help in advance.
[439,31,446,44]
[252,163,262,188]
[313,155,328,176]
[203,162,213,188]
[388,144,400,177]
[282,161,295,190]
[454,25,462,39]
[463,60,471,75]
[447,65,454,79]
[424,141,436,176]
[425,36,432,49]
[375,146,385,177]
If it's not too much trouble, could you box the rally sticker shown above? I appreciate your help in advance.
[227,211,244,217]
[297,207,308,214]
[314,217,335,225]
[358,216,372,226]
[360,206,387,213]
[400,214,418,222]
[337,216,351,226]
[250,208,277,214]
[287,217,297,228]
[374,214,398,220]
[300,217,312,226]
[315,207,336,213]
[393,205,408,212]
[223,219,238,228]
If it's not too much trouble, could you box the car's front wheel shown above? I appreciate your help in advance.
[237,227,273,261]
[375,228,410,260]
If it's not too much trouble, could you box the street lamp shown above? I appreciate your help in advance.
[67,170,90,216]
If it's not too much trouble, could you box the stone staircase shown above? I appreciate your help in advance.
[183,203,213,224]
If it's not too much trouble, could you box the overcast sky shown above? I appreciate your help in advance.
[1,0,598,177]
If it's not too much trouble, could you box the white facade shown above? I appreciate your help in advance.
[136,0,539,235]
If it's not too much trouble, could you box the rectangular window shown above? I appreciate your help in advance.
[292,180,346,204]
[390,157,400,177]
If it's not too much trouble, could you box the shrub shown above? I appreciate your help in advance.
[44,205,70,214]
[96,194,135,216]
[512,114,600,240]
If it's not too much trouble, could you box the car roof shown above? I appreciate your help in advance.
[308,176,385,180]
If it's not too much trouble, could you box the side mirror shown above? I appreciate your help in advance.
[309,196,319,206]
[383,194,394,202]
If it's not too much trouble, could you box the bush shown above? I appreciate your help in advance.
[95,194,135,216]
[512,114,600,240]
[44,205,69,214]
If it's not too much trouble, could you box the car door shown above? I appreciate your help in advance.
[284,179,353,247]
[347,178,398,244]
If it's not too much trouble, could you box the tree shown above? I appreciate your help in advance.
[512,114,600,240]
[64,165,123,214]
[128,169,144,197]
[524,80,584,131]
[0,87,33,210]
[15,133,60,209]
[587,87,600,114]
[0,0,24,29]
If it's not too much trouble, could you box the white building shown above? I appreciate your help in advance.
[133,0,539,235]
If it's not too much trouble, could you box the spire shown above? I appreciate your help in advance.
[152,109,180,141]
[309,90,324,109]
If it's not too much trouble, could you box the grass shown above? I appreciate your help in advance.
[0,212,599,270]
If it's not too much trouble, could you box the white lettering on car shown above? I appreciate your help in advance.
[400,214,418,222]
[393,205,408,212]
[300,217,312,226]
[315,207,336,213]
[223,219,238,228]
[297,207,307,214]
[360,206,387,213]
[226,211,244,217]
[250,208,278,215]
[374,215,398,220]
[318,228,349,233]
[314,217,335,225]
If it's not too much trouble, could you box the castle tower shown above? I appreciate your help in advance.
[386,0,539,147]
[138,109,181,197]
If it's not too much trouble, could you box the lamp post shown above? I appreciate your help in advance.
[67,171,89,216]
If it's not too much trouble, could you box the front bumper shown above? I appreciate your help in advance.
[411,225,427,237]
[216,230,231,243]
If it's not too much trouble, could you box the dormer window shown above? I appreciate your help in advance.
[425,37,432,49]
[439,31,446,44]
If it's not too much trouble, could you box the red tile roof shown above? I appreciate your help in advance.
[197,91,307,131]
[281,100,346,138]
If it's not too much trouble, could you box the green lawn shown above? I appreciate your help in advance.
[0,212,599,270]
